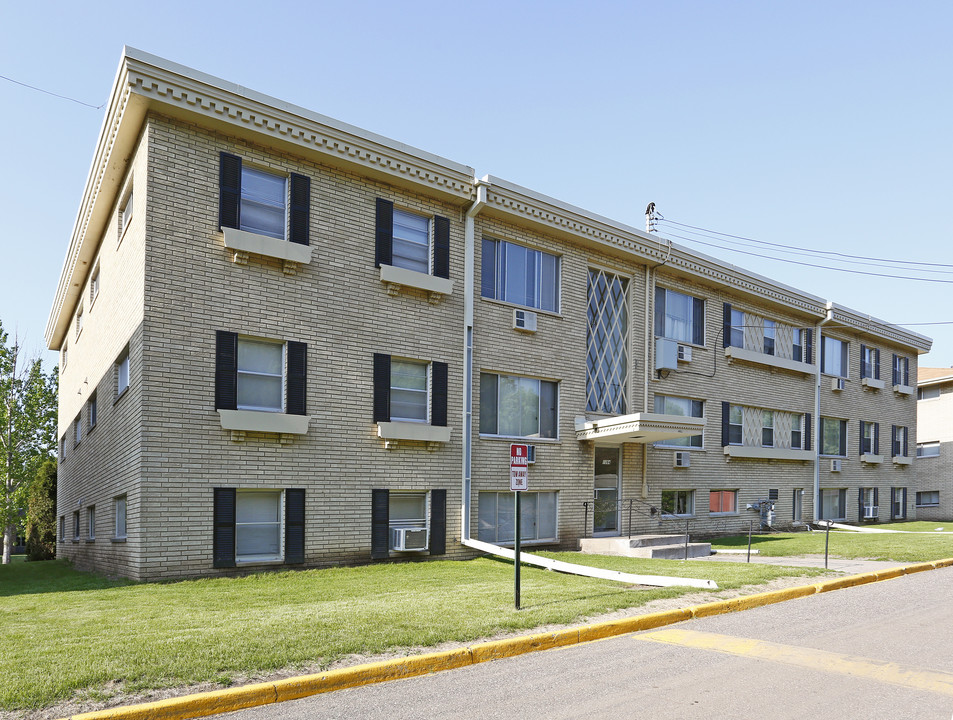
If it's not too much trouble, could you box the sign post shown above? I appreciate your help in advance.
[510,444,529,610]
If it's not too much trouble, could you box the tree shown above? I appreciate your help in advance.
[25,459,57,561]
[0,321,58,564]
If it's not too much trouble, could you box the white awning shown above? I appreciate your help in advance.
[574,412,705,446]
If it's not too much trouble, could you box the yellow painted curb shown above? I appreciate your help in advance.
[577,608,693,643]
[471,628,579,663]
[902,562,935,575]
[932,557,953,569]
[874,567,905,581]
[689,583,818,619]
[814,572,876,593]
[71,681,277,720]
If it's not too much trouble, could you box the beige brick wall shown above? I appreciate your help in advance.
[916,383,953,520]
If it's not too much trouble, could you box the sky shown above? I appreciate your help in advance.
[2,0,951,370]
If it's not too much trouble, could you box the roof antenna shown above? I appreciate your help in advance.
[645,202,663,233]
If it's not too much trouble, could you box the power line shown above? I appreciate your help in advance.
[0,73,104,109]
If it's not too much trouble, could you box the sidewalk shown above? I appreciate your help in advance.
[701,552,903,574]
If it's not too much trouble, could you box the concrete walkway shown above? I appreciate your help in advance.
[701,552,903,574]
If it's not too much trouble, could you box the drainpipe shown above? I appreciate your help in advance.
[461,180,487,540]
[813,305,834,522]
[641,264,653,499]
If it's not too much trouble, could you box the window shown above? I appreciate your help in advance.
[918,387,941,400]
[763,319,776,356]
[587,268,629,414]
[59,434,66,462]
[391,208,431,274]
[791,414,804,449]
[116,351,130,397]
[114,496,127,539]
[371,488,445,558]
[916,490,940,507]
[860,345,880,379]
[792,328,804,363]
[238,339,284,412]
[891,487,907,519]
[481,238,560,312]
[654,396,703,448]
[761,410,774,447]
[387,492,430,551]
[87,506,95,540]
[478,491,557,544]
[88,392,97,430]
[58,515,65,542]
[90,264,100,304]
[120,190,134,237]
[729,307,744,348]
[661,490,694,517]
[821,417,847,456]
[891,425,908,457]
[219,153,310,246]
[72,511,80,541]
[372,354,447,428]
[860,420,879,455]
[892,354,910,387]
[73,414,82,446]
[819,488,846,520]
[215,333,307,418]
[62,341,68,369]
[917,442,940,458]
[481,373,558,438]
[655,287,704,345]
[235,490,283,562]
[821,337,848,377]
[727,405,743,445]
[75,303,84,340]
[793,488,804,522]
[709,490,737,514]
[860,488,878,519]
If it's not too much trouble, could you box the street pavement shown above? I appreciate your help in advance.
[218,567,953,720]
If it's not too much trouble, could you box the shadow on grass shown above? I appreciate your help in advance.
[0,557,134,597]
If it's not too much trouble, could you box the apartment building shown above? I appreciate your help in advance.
[47,49,931,580]
[915,368,953,520]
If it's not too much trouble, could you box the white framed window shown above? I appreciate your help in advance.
[87,506,96,539]
[709,490,737,515]
[235,490,283,562]
[654,395,703,448]
[72,510,80,541]
[58,515,65,542]
[916,490,940,507]
[661,490,694,517]
[917,441,940,458]
[90,264,101,305]
[791,414,804,449]
[728,405,743,445]
[821,337,848,377]
[73,414,82,446]
[918,387,941,400]
[861,346,880,379]
[62,340,68,369]
[478,491,557,544]
[891,487,907,519]
[761,410,774,447]
[480,373,558,439]
[763,319,776,356]
[392,208,431,275]
[481,238,560,313]
[389,491,429,551]
[792,328,804,363]
[892,354,910,386]
[821,417,847,457]
[819,488,846,520]
[88,392,98,430]
[793,488,804,522]
[237,338,284,412]
[114,496,127,539]
[390,359,429,422]
[892,425,908,457]
[861,488,878,519]
[116,351,130,397]
[75,303,84,340]
[861,420,878,454]
[729,308,745,348]
[120,190,134,237]
[655,287,704,345]
[240,166,287,240]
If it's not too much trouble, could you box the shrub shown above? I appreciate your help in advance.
[25,459,56,561]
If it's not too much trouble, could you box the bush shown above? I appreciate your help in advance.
[25,459,56,561]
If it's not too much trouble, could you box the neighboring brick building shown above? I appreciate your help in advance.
[915,367,953,521]
[47,49,932,580]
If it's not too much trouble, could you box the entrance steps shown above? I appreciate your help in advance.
[578,534,712,560]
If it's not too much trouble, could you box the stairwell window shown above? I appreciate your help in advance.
[763,320,776,356]
[480,372,558,439]
[821,337,848,377]
[481,238,560,312]
[116,350,130,398]
[653,395,703,448]
[478,491,557,544]
[114,496,127,539]
[655,287,704,345]
[821,417,847,457]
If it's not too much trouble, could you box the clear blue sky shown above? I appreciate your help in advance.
[2,0,951,369]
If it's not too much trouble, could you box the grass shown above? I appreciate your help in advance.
[2,553,828,712]
[711,529,953,562]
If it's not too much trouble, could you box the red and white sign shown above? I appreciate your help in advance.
[510,444,529,491]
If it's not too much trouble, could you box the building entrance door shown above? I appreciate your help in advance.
[593,446,620,535]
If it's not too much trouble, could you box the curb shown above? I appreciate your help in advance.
[66,558,953,720]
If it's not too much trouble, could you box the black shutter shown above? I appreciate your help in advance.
[874,349,880,380]
[874,423,880,455]
[891,424,898,456]
[285,489,305,564]
[692,297,705,346]
[215,331,238,410]
[289,173,310,246]
[371,489,389,560]
[373,354,391,423]
[890,487,896,518]
[429,489,447,556]
[840,420,847,457]
[821,337,826,372]
[805,329,814,365]
[431,361,448,427]
[481,238,497,299]
[433,216,450,279]
[873,487,879,512]
[901,488,907,519]
[654,286,665,337]
[858,421,865,456]
[858,488,865,521]
[375,198,393,267]
[804,413,812,451]
[286,341,307,416]
[219,153,242,229]
[213,487,236,568]
[902,426,908,457]
[903,358,909,386]
[721,401,730,447]
[860,344,867,378]
[723,303,732,348]
[892,354,898,385]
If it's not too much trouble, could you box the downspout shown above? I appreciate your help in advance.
[641,264,653,499]
[813,305,834,522]
[461,180,487,540]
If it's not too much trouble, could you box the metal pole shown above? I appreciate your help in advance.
[628,500,633,538]
[747,520,752,563]
[515,491,521,610]
[684,518,689,560]
[824,521,830,569]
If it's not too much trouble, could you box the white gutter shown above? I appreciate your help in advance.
[461,181,487,540]
[813,307,833,522]
[462,538,718,589]
[641,264,653,498]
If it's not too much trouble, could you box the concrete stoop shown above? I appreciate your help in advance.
[579,534,712,559]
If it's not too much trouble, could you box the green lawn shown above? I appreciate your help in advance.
[2,553,827,712]
[711,530,953,562]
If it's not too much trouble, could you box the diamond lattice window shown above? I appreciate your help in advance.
[587,269,629,414]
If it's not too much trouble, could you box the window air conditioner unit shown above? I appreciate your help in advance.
[831,378,845,392]
[673,451,690,468]
[677,345,693,362]
[513,309,537,332]
[863,506,878,520]
[526,445,536,464]
[830,459,842,472]
[391,527,429,552]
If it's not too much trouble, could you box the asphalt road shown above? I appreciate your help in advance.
[221,568,953,720]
